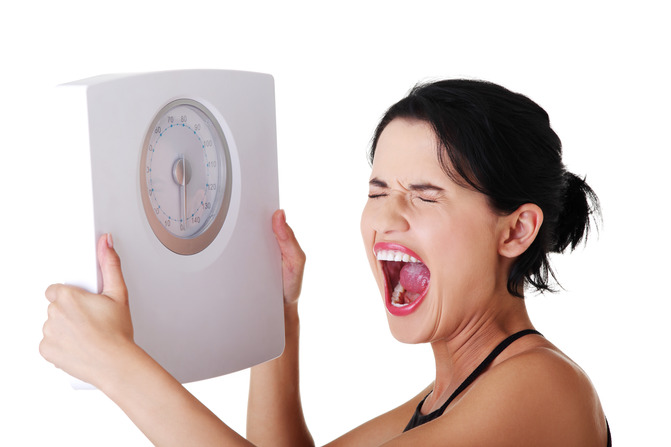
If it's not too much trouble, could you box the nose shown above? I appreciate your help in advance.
[371,193,410,235]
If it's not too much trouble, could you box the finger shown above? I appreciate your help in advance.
[39,337,52,363]
[97,234,128,303]
[272,210,306,303]
[272,209,290,241]
[272,210,305,261]
[45,283,65,303]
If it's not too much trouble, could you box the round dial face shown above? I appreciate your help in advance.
[140,99,232,255]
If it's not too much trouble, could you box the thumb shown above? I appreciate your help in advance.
[97,234,128,303]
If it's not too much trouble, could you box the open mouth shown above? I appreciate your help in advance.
[374,242,430,315]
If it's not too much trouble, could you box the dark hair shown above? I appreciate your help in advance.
[370,79,601,297]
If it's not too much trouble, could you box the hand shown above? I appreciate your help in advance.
[40,234,135,386]
[272,210,306,305]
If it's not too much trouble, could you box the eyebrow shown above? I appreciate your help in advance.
[369,178,445,192]
[369,178,388,188]
[408,183,445,193]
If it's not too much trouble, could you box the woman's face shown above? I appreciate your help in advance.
[360,118,510,344]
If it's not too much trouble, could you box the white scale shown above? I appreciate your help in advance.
[52,70,284,385]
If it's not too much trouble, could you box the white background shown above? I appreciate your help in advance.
[1,1,669,445]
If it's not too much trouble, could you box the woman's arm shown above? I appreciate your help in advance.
[40,235,251,446]
[99,339,251,446]
[246,210,314,447]
[247,302,312,446]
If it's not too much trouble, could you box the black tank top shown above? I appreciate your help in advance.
[403,329,612,446]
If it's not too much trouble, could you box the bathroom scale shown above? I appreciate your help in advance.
[50,70,284,386]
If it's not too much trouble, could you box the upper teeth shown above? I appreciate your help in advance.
[376,250,419,263]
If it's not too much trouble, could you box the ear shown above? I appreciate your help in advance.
[498,204,544,258]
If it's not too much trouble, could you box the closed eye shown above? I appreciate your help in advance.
[368,177,389,199]
[410,183,443,204]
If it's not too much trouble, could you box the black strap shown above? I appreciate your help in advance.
[404,329,542,431]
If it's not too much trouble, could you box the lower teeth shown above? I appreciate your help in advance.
[391,282,424,307]
[391,283,407,307]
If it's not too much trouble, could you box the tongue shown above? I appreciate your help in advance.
[399,262,430,294]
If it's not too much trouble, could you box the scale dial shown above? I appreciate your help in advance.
[140,99,232,255]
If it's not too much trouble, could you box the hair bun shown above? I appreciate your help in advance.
[553,172,601,253]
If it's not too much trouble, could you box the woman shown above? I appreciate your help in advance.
[40,79,610,446]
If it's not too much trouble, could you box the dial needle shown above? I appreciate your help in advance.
[181,155,187,228]
[173,156,187,229]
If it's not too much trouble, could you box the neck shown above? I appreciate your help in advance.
[426,294,534,412]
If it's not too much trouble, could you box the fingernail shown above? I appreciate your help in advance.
[106,233,114,249]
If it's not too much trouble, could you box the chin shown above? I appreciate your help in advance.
[385,305,436,345]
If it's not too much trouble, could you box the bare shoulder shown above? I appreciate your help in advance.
[325,383,433,446]
[426,344,609,446]
[492,344,605,414]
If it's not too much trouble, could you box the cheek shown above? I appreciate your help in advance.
[360,205,381,281]
[360,204,371,239]
[360,198,381,231]
[360,206,373,254]
[426,215,500,295]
